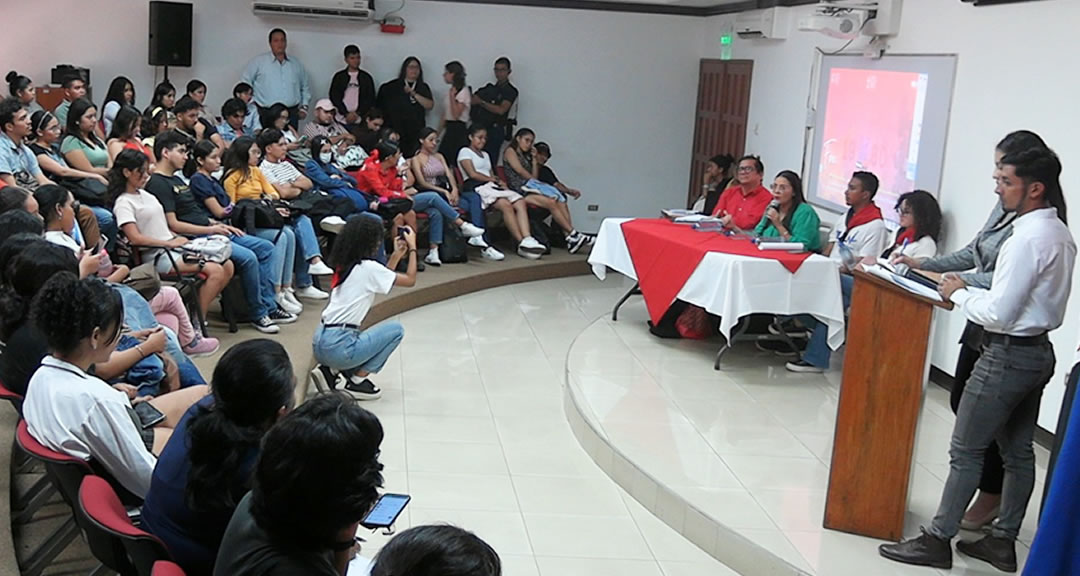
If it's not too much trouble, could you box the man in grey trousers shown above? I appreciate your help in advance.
[880,146,1075,573]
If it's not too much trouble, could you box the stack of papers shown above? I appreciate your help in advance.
[758,242,805,252]
[661,209,698,220]
[864,265,945,302]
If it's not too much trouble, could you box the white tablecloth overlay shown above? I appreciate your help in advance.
[588,218,846,350]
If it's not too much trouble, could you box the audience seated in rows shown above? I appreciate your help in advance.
[142,339,296,576]
[106,105,154,163]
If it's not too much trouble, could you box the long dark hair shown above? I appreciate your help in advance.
[65,98,104,148]
[222,136,257,182]
[0,239,77,341]
[184,139,218,178]
[150,81,175,109]
[896,190,942,242]
[309,135,332,165]
[106,149,149,208]
[370,525,502,576]
[103,76,135,110]
[510,127,534,152]
[398,56,424,84]
[774,170,805,232]
[260,102,289,131]
[31,273,123,357]
[251,393,384,550]
[107,105,141,141]
[186,339,295,515]
[329,216,384,284]
[33,184,70,230]
[445,61,466,92]
[1001,146,1068,224]
[141,107,168,139]
[0,185,33,214]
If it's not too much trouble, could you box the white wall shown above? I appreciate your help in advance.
[2,0,704,229]
[703,0,1080,431]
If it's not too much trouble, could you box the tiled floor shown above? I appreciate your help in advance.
[347,275,737,576]
[565,287,1049,576]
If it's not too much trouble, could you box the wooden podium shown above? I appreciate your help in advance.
[823,268,953,541]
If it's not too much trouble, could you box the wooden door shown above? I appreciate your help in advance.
[688,60,753,207]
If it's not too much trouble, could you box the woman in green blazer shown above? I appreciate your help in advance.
[754,170,821,252]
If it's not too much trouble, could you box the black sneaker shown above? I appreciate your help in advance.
[251,315,281,334]
[309,365,343,394]
[344,377,382,400]
[269,307,298,324]
[785,359,824,374]
[878,527,952,569]
[567,233,588,254]
[956,535,1017,573]
[755,340,803,357]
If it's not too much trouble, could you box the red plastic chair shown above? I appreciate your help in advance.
[79,475,172,576]
[7,377,59,525]
[151,561,186,576]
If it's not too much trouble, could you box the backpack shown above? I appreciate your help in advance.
[441,224,469,263]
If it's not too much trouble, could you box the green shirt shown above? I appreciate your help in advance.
[54,100,71,128]
[60,135,109,168]
[754,202,822,253]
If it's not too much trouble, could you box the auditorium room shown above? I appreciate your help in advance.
[2,0,1079,574]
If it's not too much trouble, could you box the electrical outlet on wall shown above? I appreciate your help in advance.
[587,204,599,211]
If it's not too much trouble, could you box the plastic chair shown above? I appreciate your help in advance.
[4,375,57,525]
[79,475,172,576]
[151,560,186,576]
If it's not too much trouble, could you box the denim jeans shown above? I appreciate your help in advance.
[797,273,855,369]
[291,215,322,289]
[459,190,487,242]
[484,125,505,167]
[90,206,118,252]
[929,340,1055,540]
[526,179,567,202]
[412,191,460,245]
[312,322,404,375]
[253,227,296,288]
[229,234,275,319]
[111,283,206,387]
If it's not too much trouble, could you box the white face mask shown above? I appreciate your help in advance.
[319,152,333,164]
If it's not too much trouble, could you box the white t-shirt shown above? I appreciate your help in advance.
[829,217,889,262]
[113,189,175,259]
[259,158,304,185]
[891,233,938,261]
[321,260,397,326]
[458,147,492,179]
[444,86,472,124]
[44,230,84,254]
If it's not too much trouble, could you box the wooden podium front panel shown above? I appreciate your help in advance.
[824,272,936,541]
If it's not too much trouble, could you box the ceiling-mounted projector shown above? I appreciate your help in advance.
[798,0,903,39]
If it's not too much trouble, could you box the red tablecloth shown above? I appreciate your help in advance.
[621,219,814,323]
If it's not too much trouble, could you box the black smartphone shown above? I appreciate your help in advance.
[397,227,409,239]
[91,244,101,255]
[133,401,166,429]
[360,493,411,529]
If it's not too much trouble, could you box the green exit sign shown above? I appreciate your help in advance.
[720,34,732,45]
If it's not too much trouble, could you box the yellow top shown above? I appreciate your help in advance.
[223,167,279,203]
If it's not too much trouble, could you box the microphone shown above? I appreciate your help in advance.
[768,199,781,211]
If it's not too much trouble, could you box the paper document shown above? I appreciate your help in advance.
[675,214,722,224]
[758,242,805,252]
[864,265,946,302]
[662,209,698,220]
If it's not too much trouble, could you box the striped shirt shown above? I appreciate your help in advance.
[259,158,302,185]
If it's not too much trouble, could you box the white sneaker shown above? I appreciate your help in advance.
[459,222,485,238]
[308,260,333,276]
[320,216,346,234]
[481,246,505,261]
[518,236,546,255]
[296,285,329,300]
[424,247,442,266]
[468,236,489,248]
[284,288,306,309]
[275,292,303,315]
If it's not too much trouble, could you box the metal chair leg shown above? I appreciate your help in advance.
[19,515,80,576]
[611,282,642,321]
[12,475,57,524]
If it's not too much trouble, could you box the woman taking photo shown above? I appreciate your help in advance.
[106,105,154,163]
[891,130,1048,531]
[22,273,208,499]
[61,98,111,177]
[754,170,821,252]
[882,190,941,260]
[502,127,587,253]
[102,76,136,136]
[6,71,43,115]
[438,61,471,163]
[142,339,296,575]
[376,57,434,158]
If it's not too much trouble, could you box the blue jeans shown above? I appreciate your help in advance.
[230,234,275,319]
[112,283,206,387]
[253,227,296,289]
[348,212,387,263]
[90,206,118,251]
[459,190,487,242]
[412,191,460,245]
[798,273,855,369]
[313,322,404,375]
[291,215,322,289]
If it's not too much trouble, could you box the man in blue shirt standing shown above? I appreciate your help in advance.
[242,28,311,129]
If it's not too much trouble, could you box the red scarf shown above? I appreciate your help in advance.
[894,227,917,247]
[845,203,884,230]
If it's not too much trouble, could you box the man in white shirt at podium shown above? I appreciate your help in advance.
[880,147,1075,573]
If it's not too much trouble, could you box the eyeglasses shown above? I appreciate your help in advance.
[737,166,755,173]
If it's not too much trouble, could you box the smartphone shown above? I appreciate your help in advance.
[133,401,166,429]
[91,243,101,255]
[361,493,410,529]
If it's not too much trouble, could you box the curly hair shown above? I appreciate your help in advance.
[31,273,123,356]
[896,190,942,242]
[0,239,76,341]
[251,392,384,551]
[370,525,502,576]
[329,215,385,284]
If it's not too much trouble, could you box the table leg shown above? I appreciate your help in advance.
[714,316,751,370]
[611,282,642,322]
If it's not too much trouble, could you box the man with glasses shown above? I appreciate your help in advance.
[217,98,250,145]
[709,155,772,231]
[471,57,519,162]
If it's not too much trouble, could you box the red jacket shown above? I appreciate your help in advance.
[711,184,772,230]
[354,152,406,202]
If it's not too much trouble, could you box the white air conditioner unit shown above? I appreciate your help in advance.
[252,0,373,21]
[735,7,790,40]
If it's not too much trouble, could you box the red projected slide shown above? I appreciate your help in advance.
[817,68,928,217]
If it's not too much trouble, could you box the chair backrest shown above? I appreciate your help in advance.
[0,376,24,412]
[495,165,508,184]
[15,419,92,507]
[79,475,171,576]
[151,560,186,576]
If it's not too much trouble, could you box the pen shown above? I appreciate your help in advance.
[900,237,910,254]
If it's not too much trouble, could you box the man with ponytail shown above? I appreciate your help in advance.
[882,146,1076,572]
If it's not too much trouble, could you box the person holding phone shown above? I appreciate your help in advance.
[311,216,416,400]
[214,393,384,576]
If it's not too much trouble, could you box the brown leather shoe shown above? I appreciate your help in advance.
[879,527,953,569]
[956,535,1017,573]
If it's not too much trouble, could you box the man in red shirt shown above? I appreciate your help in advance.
[711,155,772,230]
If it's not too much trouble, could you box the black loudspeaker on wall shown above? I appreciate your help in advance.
[148,1,193,67]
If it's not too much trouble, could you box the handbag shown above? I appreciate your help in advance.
[377,197,414,219]
[123,262,162,301]
[62,177,108,207]
[232,197,285,234]
[181,234,233,264]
